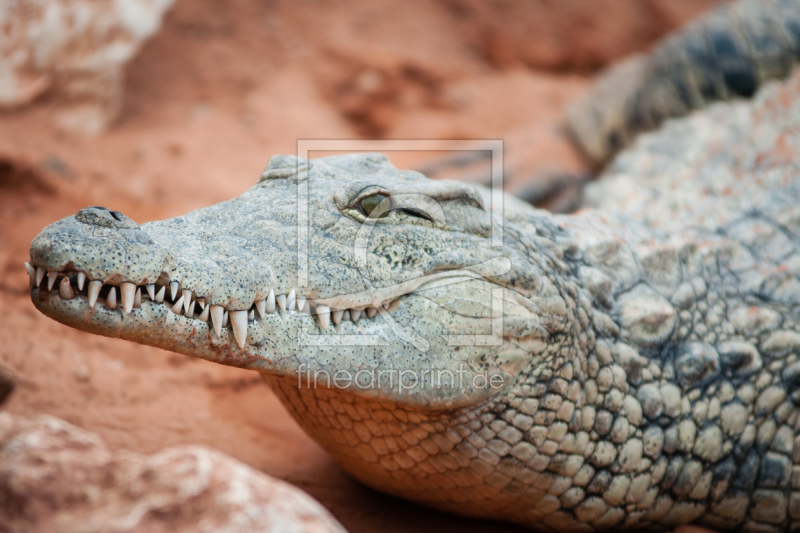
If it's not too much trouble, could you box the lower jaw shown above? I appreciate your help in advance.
[30,288,286,370]
[30,288,408,375]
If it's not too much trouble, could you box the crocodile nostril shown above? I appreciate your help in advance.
[75,206,138,229]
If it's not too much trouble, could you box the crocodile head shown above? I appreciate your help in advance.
[28,153,575,411]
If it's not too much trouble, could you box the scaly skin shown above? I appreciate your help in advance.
[567,0,800,166]
[26,74,800,531]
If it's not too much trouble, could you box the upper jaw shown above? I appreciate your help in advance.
[26,195,505,352]
[26,209,409,350]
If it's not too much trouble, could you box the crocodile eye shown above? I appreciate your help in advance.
[358,193,391,218]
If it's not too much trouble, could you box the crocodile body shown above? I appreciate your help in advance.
[567,0,800,166]
[24,64,800,531]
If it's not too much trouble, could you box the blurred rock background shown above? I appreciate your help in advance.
[0,1,727,531]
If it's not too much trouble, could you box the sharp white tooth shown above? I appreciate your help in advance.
[198,303,210,322]
[182,289,192,313]
[120,282,136,313]
[36,267,45,287]
[47,271,58,290]
[351,309,362,321]
[88,280,102,308]
[249,309,254,321]
[230,310,248,350]
[185,300,196,317]
[106,286,117,310]
[170,295,184,314]
[297,295,306,313]
[287,289,296,311]
[223,311,229,327]
[210,305,224,336]
[146,284,155,300]
[276,294,286,311]
[77,272,86,291]
[197,300,205,309]
[367,307,377,318]
[170,281,179,301]
[383,301,391,310]
[59,277,74,299]
[155,285,166,303]
[24,262,36,286]
[333,309,344,324]
[134,287,142,308]
[266,289,276,312]
[255,299,266,318]
[317,305,330,329]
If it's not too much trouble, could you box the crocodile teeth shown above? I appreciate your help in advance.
[169,281,179,301]
[146,284,155,300]
[185,300,196,317]
[36,266,45,287]
[182,289,192,313]
[106,286,117,310]
[88,280,102,308]
[332,309,344,325]
[155,285,166,303]
[367,307,377,318]
[121,282,136,313]
[171,295,184,314]
[198,304,210,322]
[266,289,276,313]
[223,311,229,327]
[317,305,330,329]
[230,310,248,349]
[47,271,58,291]
[24,262,36,285]
[248,309,254,321]
[287,289,296,312]
[343,310,351,322]
[276,294,286,311]
[134,287,142,308]
[255,299,266,319]
[351,309,362,321]
[297,295,306,313]
[77,272,86,291]
[59,277,74,300]
[210,305,224,336]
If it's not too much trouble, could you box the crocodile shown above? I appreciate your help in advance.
[567,0,800,166]
[24,61,800,531]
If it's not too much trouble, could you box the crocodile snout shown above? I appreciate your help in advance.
[75,206,139,229]
[28,207,164,285]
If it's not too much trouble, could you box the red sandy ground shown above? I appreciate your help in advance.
[0,1,723,531]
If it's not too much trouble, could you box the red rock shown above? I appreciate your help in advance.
[0,0,173,134]
[0,412,347,533]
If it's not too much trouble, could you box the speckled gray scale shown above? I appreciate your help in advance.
[24,37,800,533]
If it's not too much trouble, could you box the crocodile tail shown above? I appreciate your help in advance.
[566,0,800,167]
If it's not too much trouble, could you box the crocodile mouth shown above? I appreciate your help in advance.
[25,262,400,350]
[26,256,510,351]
